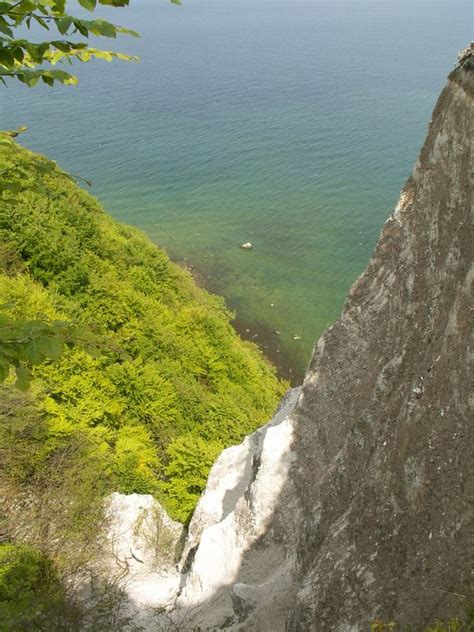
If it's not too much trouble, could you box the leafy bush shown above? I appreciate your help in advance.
[163,434,224,523]
[0,387,112,572]
[0,543,64,631]
[0,539,145,632]
[0,141,286,522]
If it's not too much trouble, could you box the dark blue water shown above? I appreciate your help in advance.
[2,1,472,380]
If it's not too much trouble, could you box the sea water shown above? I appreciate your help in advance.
[2,0,472,380]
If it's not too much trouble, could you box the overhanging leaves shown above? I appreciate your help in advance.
[0,309,127,388]
[0,0,153,86]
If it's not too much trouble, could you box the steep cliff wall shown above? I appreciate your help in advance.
[169,59,473,630]
[286,61,473,630]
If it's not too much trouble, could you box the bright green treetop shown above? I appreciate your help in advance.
[0,0,177,379]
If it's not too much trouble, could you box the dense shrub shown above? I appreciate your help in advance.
[0,142,286,523]
[0,543,64,631]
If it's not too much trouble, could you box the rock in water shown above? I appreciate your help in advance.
[240,242,253,250]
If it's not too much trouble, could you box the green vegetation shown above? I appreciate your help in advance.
[0,0,140,87]
[0,309,106,390]
[0,542,64,631]
[0,139,285,628]
[0,141,286,526]
[370,606,474,632]
[0,539,141,630]
[424,620,463,632]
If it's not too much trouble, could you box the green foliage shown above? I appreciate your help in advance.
[424,620,462,632]
[0,387,112,556]
[0,539,141,631]
[113,425,162,494]
[0,128,69,206]
[0,0,140,87]
[163,434,223,523]
[0,311,102,390]
[0,141,286,521]
[0,543,64,631]
[423,602,474,632]
[370,604,474,632]
[371,621,397,632]
[0,388,143,629]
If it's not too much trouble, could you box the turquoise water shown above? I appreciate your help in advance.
[2,1,472,381]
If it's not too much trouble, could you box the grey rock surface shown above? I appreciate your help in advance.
[285,64,473,629]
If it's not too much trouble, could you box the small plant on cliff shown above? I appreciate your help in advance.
[370,603,474,632]
[424,620,462,632]
[371,620,397,632]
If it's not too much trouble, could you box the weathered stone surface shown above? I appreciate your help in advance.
[284,65,473,629]
[174,387,302,629]
[103,492,183,611]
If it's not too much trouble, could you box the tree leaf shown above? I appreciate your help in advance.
[37,334,65,360]
[0,18,13,38]
[15,365,31,391]
[57,16,73,36]
[78,0,97,10]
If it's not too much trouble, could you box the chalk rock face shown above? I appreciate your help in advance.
[103,493,183,611]
[284,65,474,627]
[175,387,302,629]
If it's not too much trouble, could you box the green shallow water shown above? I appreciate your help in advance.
[2,0,472,381]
